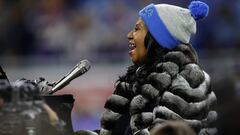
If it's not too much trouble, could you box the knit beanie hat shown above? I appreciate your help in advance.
[139,1,209,49]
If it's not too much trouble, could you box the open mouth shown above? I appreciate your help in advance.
[129,43,136,51]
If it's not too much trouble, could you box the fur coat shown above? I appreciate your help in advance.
[77,44,217,135]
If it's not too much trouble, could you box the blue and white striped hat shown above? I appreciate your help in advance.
[139,1,209,49]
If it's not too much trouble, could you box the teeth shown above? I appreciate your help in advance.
[129,43,136,50]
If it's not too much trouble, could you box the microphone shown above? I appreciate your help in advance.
[47,59,91,95]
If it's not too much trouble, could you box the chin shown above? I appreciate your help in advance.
[131,59,136,64]
[132,60,139,65]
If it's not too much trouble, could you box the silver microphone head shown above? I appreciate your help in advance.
[75,59,91,75]
[49,59,91,94]
[68,59,91,79]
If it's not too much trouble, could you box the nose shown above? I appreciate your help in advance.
[127,30,133,40]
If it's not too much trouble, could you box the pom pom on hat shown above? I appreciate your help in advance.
[139,1,209,50]
[188,1,209,21]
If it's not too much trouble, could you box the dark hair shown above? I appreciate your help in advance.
[144,31,198,66]
[144,31,168,67]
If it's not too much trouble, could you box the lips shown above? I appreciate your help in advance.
[129,43,136,50]
[128,42,136,58]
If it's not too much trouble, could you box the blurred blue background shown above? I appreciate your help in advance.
[0,0,240,134]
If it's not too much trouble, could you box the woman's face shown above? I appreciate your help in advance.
[127,19,148,65]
